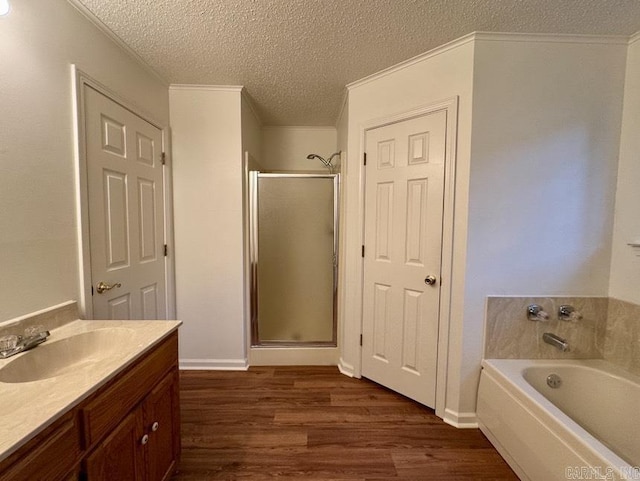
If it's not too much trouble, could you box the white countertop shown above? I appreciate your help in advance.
[0,319,181,462]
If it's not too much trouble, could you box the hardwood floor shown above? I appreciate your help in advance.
[172,366,518,480]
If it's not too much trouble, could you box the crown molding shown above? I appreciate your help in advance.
[347,32,476,91]
[66,0,168,86]
[474,31,629,45]
[262,126,337,131]
[348,30,631,91]
[169,84,244,92]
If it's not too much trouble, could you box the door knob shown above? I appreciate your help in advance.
[424,275,437,286]
[96,281,122,294]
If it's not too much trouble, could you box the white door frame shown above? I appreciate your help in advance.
[358,97,458,420]
[72,66,176,320]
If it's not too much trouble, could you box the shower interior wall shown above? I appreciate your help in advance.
[247,125,341,365]
[261,127,338,172]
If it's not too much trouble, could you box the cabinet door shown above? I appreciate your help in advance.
[0,412,81,481]
[144,369,180,481]
[85,411,145,481]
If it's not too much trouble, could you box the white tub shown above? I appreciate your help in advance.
[477,359,640,481]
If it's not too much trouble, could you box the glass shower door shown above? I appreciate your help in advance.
[250,173,338,346]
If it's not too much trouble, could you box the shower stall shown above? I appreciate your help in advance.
[249,172,339,347]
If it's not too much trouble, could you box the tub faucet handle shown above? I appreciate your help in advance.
[558,305,582,322]
[527,304,549,321]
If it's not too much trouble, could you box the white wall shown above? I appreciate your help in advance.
[335,96,349,363]
[240,92,263,356]
[0,0,169,323]
[463,36,626,415]
[261,127,337,172]
[241,94,263,165]
[342,33,629,426]
[342,37,476,424]
[170,87,247,368]
[609,34,640,304]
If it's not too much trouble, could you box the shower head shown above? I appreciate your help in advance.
[307,152,340,174]
[307,153,330,167]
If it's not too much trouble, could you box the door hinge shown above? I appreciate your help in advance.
[363,152,367,166]
[361,245,365,258]
[164,244,168,256]
[161,152,166,165]
[360,334,363,346]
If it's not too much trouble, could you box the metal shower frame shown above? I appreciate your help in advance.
[249,171,340,347]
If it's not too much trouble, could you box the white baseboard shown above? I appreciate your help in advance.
[179,358,249,371]
[443,408,478,428]
[249,347,339,366]
[338,357,356,377]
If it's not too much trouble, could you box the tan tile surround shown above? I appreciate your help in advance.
[485,296,640,376]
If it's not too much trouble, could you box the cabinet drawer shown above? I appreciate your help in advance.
[0,411,82,481]
[81,332,178,448]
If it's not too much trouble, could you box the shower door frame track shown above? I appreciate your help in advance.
[249,172,340,347]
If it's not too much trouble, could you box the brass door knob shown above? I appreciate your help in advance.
[424,275,437,286]
[96,281,122,294]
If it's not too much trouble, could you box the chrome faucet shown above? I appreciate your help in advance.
[527,304,549,321]
[543,332,570,352]
[558,305,582,321]
[0,326,50,359]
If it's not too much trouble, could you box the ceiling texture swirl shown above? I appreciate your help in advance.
[71,0,640,125]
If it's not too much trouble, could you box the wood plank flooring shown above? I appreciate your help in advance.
[171,366,518,480]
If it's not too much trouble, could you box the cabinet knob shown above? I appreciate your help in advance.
[152,421,159,432]
[141,434,149,445]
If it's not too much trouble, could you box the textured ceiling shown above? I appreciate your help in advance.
[73,0,640,126]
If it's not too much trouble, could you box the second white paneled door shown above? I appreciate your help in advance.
[362,110,447,408]
[85,86,166,320]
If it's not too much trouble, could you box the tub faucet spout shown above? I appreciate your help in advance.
[543,332,570,352]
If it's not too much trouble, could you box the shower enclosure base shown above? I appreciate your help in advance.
[249,346,339,366]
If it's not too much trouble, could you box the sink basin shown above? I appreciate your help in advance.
[0,328,135,383]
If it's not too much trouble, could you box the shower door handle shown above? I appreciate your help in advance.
[424,275,437,286]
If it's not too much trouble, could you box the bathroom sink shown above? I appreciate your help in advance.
[0,328,134,383]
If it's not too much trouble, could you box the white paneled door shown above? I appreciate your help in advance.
[85,86,166,320]
[362,110,447,407]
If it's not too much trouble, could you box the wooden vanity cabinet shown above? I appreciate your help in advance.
[84,369,180,481]
[143,369,181,481]
[85,410,145,480]
[0,410,82,481]
[82,332,180,481]
[0,331,180,481]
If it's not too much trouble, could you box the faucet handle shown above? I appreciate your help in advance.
[527,304,549,321]
[0,335,18,351]
[24,325,47,338]
[558,305,582,322]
